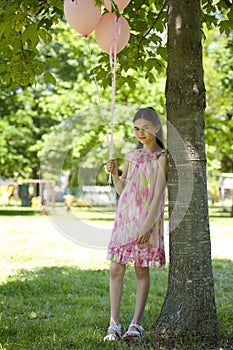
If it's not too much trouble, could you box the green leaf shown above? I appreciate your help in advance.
[219,20,231,35]
[227,6,233,24]
[38,28,50,43]
[157,46,167,61]
[22,24,39,47]
[43,71,57,85]
[110,0,120,19]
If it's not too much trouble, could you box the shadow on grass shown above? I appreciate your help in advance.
[208,205,232,218]
[0,265,167,350]
[0,261,232,349]
[0,208,42,216]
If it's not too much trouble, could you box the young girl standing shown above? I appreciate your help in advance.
[104,107,167,342]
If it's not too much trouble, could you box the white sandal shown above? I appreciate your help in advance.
[103,324,122,341]
[123,323,144,341]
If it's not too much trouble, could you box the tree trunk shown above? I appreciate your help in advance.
[155,0,219,346]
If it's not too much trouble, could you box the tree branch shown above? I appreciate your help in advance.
[138,0,167,54]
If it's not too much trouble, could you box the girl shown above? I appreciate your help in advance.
[104,107,167,342]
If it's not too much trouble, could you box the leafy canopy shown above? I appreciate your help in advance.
[1,0,232,89]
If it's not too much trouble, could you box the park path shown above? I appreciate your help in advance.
[1,215,232,264]
[209,223,233,261]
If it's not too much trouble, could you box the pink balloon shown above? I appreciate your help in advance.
[95,13,130,55]
[104,0,131,12]
[64,0,101,37]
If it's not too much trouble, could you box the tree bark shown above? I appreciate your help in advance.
[155,0,219,346]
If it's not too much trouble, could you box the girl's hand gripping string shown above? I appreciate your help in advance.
[107,157,129,195]
[106,159,118,176]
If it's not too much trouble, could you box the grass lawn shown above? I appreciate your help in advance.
[0,205,232,349]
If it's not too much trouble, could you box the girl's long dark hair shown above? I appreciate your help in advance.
[133,107,165,150]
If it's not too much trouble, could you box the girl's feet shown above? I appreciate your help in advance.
[103,324,122,341]
[123,323,144,341]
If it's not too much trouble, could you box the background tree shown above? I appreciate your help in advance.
[0,13,167,180]
[0,1,232,181]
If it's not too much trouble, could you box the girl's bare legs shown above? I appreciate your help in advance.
[109,261,126,326]
[131,266,150,326]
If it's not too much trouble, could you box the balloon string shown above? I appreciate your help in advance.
[87,36,116,183]
[86,37,112,168]
[108,14,120,184]
[87,38,113,184]
[86,38,103,112]
[85,22,119,185]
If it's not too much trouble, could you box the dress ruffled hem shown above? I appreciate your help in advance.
[107,244,165,268]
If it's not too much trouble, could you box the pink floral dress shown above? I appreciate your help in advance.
[107,148,166,268]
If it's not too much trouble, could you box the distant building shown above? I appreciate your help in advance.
[214,173,233,216]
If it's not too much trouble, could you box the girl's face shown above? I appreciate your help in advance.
[133,118,160,146]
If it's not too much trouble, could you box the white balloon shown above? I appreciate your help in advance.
[64,0,101,37]
[95,13,130,54]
